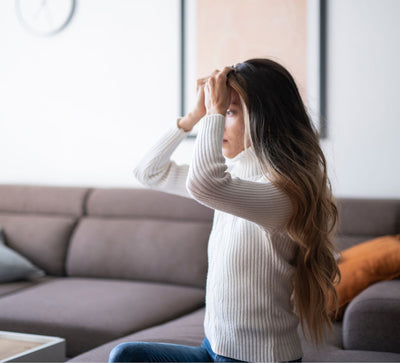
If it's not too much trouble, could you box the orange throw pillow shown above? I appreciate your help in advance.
[330,234,400,320]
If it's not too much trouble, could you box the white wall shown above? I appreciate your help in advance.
[0,0,399,198]
[322,0,400,198]
[0,0,180,187]
[178,0,400,199]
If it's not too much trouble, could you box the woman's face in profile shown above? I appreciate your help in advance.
[222,89,245,158]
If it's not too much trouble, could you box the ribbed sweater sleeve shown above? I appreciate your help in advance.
[186,114,292,230]
[133,118,192,199]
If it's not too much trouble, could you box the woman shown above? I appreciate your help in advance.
[109,58,340,363]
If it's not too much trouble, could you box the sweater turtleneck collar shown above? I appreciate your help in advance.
[225,146,263,178]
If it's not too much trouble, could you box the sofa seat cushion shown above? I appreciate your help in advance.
[343,279,400,353]
[0,277,205,358]
[68,308,206,362]
[0,276,51,297]
[68,306,400,363]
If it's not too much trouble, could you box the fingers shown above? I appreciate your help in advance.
[198,70,219,86]
[197,66,233,85]
[196,76,208,86]
[197,66,234,96]
[221,66,234,77]
[206,70,219,87]
[196,77,207,92]
[196,70,218,91]
[208,66,234,85]
[210,66,234,79]
[209,69,220,77]
[202,67,233,115]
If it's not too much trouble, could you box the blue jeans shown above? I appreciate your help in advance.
[108,336,302,362]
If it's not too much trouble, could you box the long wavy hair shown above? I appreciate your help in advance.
[227,58,341,345]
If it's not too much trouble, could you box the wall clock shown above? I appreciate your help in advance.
[15,0,76,37]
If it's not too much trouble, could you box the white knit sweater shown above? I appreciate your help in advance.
[133,114,303,363]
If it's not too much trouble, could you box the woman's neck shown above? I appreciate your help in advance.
[225,146,263,178]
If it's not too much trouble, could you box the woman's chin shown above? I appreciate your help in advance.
[222,149,235,159]
[222,147,229,158]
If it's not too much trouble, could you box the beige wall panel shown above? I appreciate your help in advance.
[197,0,307,100]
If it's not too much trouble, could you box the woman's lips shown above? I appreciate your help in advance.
[223,139,228,143]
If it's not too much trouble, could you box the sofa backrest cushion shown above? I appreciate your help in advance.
[0,184,88,216]
[335,198,400,250]
[66,188,214,288]
[0,185,89,276]
[85,188,213,221]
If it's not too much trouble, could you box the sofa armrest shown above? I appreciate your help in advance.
[343,279,400,353]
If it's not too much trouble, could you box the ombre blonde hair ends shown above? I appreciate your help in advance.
[227,59,341,346]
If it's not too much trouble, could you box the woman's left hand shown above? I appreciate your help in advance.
[205,66,234,116]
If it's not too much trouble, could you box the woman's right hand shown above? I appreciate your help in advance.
[178,77,208,132]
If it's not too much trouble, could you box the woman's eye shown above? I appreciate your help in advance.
[226,109,234,116]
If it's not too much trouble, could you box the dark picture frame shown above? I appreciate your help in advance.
[180,0,327,139]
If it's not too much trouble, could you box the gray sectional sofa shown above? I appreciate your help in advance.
[0,184,399,362]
